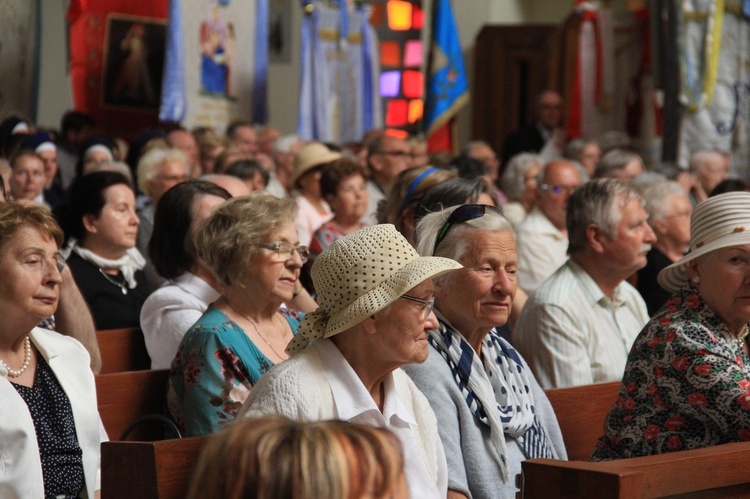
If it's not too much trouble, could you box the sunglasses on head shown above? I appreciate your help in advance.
[433,204,501,253]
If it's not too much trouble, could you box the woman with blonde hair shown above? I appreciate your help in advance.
[187,416,407,499]
[168,194,304,435]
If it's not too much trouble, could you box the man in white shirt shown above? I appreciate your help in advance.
[514,179,656,389]
[516,160,581,294]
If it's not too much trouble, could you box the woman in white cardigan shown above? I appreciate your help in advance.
[0,202,105,498]
[241,224,462,499]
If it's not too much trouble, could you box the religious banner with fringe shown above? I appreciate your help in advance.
[67,0,168,138]
[160,0,266,130]
[677,1,750,176]
[297,0,382,144]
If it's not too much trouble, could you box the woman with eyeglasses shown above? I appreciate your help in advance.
[405,204,566,499]
[167,194,304,436]
[241,224,462,498]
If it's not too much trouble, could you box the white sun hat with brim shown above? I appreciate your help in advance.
[292,142,342,185]
[658,191,750,293]
[286,224,462,355]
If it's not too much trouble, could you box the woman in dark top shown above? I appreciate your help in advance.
[0,202,103,498]
[61,171,151,329]
[636,180,692,315]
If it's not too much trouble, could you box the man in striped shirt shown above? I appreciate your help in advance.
[514,179,656,389]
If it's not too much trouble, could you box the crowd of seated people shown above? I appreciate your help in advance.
[4,105,750,498]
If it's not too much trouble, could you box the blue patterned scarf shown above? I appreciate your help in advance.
[428,312,555,481]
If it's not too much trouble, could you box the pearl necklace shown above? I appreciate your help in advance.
[0,336,32,378]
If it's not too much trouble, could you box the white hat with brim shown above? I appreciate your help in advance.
[286,224,462,355]
[658,191,750,293]
[292,142,342,185]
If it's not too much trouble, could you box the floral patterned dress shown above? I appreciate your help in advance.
[167,306,300,436]
[591,284,750,461]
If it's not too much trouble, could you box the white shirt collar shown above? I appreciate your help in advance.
[313,338,416,426]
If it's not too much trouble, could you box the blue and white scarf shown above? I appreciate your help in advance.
[428,312,555,482]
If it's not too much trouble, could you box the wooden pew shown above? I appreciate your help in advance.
[102,436,209,499]
[544,381,620,461]
[97,369,171,441]
[521,441,750,498]
[96,327,151,374]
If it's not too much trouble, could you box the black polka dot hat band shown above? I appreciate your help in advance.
[286,224,462,355]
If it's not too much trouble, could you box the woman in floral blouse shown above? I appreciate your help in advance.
[592,192,750,460]
[167,194,303,436]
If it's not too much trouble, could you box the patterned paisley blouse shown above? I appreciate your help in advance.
[591,284,750,460]
[167,306,300,436]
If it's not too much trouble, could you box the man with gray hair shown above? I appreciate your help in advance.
[514,179,655,389]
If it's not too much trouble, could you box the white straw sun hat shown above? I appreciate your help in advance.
[658,191,750,293]
[286,224,462,355]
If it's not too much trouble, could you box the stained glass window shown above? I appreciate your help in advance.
[370,0,424,137]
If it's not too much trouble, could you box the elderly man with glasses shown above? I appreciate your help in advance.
[362,134,415,225]
[516,160,582,294]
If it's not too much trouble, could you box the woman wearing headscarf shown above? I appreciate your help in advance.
[593,192,750,460]
[241,224,462,498]
[405,204,566,498]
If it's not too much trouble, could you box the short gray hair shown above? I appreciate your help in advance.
[688,150,725,173]
[567,179,642,254]
[415,205,514,287]
[137,147,189,195]
[594,149,643,179]
[415,204,514,260]
[193,193,297,287]
[501,153,541,201]
[636,180,686,225]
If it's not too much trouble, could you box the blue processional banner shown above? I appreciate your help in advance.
[423,0,468,138]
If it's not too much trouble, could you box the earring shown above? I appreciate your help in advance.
[692,275,701,284]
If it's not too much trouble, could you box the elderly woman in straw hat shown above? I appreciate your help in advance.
[593,192,750,460]
[240,224,462,498]
[405,204,566,499]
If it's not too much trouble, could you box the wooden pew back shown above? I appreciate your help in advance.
[521,441,750,498]
[96,369,171,441]
[102,436,209,499]
[96,327,151,374]
[544,381,620,461]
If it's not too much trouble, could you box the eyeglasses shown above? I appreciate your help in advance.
[538,183,578,196]
[261,241,310,263]
[400,294,435,321]
[433,204,502,253]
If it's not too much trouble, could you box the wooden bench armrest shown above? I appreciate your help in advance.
[102,436,209,499]
[521,441,750,498]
